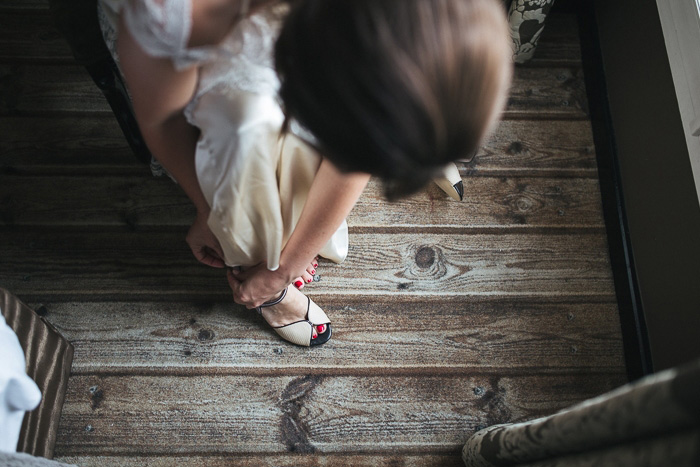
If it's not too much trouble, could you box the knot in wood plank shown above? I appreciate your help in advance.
[507,141,525,155]
[279,375,321,453]
[476,377,512,427]
[397,244,455,285]
[197,329,214,341]
[415,246,435,269]
[89,385,104,410]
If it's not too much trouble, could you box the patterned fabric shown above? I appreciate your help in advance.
[463,358,700,466]
[508,0,556,64]
[0,289,74,459]
[0,452,74,467]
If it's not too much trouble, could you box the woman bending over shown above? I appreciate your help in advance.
[110,0,512,346]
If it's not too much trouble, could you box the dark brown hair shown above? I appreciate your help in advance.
[275,0,512,199]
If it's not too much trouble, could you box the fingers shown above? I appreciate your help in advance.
[226,268,266,309]
[210,243,226,267]
[226,268,241,294]
[196,247,226,268]
[226,269,250,308]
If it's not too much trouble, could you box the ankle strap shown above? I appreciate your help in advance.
[258,287,288,309]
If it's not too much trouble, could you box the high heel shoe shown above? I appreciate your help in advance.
[433,162,464,201]
[256,287,332,347]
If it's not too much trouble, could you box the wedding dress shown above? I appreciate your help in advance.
[98,0,349,270]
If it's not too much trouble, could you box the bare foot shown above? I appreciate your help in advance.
[292,256,319,290]
[260,285,327,338]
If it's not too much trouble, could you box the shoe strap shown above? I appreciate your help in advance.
[256,287,288,314]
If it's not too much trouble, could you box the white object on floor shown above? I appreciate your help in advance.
[0,311,42,453]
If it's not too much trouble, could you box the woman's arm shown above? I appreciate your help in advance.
[228,159,370,307]
[117,14,225,267]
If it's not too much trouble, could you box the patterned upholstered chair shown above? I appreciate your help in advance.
[507,0,558,64]
[463,358,700,466]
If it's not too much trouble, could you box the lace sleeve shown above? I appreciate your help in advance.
[122,0,218,70]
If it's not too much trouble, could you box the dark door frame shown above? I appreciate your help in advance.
[573,0,700,377]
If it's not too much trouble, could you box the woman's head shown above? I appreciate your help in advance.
[276,0,512,199]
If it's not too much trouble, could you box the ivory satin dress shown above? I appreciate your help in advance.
[99,0,349,270]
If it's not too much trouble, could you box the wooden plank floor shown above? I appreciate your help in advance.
[0,3,628,466]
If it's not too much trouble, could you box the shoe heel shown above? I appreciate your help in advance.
[434,163,464,201]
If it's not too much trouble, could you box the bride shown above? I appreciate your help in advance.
[103,0,512,346]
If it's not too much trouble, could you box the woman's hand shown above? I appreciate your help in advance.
[226,264,291,309]
[187,211,226,268]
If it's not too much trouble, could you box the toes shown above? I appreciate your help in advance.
[301,271,313,284]
[293,278,304,290]
[306,257,318,276]
[311,324,327,340]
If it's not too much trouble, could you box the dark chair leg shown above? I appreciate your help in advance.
[85,59,152,165]
[48,0,152,164]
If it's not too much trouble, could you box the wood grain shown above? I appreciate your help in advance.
[0,116,140,173]
[0,64,589,119]
[0,12,73,63]
[0,0,48,10]
[38,297,624,374]
[526,15,582,67]
[0,231,616,300]
[57,455,465,467]
[0,7,580,66]
[0,175,605,229]
[54,373,627,456]
[506,67,589,119]
[475,120,597,176]
[0,64,106,115]
[0,118,597,176]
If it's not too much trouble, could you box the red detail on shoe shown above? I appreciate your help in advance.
[294,280,303,288]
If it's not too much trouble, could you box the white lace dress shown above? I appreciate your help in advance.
[98,0,348,270]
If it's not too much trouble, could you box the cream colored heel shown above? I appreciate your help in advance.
[434,162,464,201]
[256,287,332,347]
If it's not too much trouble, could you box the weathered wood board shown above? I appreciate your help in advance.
[36,298,624,374]
[54,373,627,456]
[0,118,598,176]
[0,4,580,67]
[0,175,605,229]
[57,455,466,467]
[0,0,49,11]
[1,231,616,300]
[523,14,582,67]
[0,64,588,118]
[0,115,136,173]
[0,12,74,63]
